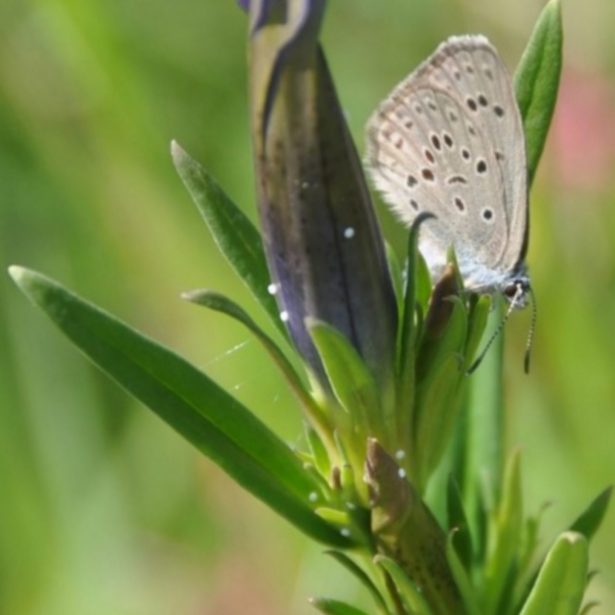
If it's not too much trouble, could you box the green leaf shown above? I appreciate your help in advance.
[183,289,334,452]
[516,486,611,612]
[414,353,465,489]
[315,507,352,527]
[446,532,480,615]
[374,555,435,615]
[519,532,589,615]
[385,242,404,315]
[484,450,524,615]
[415,252,432,315]
[514,0,563,184]
[9,266,351,547]
[171,141,287,338]
[516,486,612,614]
[309,597,370,615]
[308,318,382,441]
[306,424,332,478]
[326,551,389,615]
[463,295,491,372]
[515,502,552,598]
[569,486,612,541]
[463,297,506,557]
[579,601,600,615]
[398,214,430,375]
[447,476,474,570]
[418,268,467,375]
[412,265,468,491]
[396,213,430,441]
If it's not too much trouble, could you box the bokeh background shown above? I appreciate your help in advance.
[1,0,613,613]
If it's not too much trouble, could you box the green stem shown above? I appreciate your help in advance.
[463,299,505,549]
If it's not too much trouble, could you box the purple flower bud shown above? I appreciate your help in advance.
[247,0,397,393]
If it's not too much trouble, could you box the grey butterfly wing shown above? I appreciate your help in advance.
[366,35,528,291]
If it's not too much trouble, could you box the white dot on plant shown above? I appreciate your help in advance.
[345,502,356,510]
[398,468,406,479]
[267,283,278,295]
[340,528,351,537]
[343,226,355,239]
[280,310,289,322]
[308,492,318,503]
[395,449,406,460]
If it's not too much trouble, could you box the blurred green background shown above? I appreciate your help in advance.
[1,0,613,613]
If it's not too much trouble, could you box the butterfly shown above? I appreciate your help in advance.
[365,35,531,312]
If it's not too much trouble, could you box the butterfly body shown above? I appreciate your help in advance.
[366,35,530,308]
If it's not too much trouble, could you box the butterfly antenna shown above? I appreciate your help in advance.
[523,286,537,374]
[467,283,524,375]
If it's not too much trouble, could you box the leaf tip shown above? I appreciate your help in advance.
[8,265,39,296]
[180,289,214,309]
[171,140,194,179]
[560,530,589,549]
[598,484,614,505]
[180,289,199,302]
[545,0,563,31]
[170,138,186,160]
[304,315,321,332]
[548,0,562,15]
[8,264,27,284]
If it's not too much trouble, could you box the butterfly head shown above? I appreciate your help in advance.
[501,275,531,309]
[467,273,535,374]
[500,274,536,374]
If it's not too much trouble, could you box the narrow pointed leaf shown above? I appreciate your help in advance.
[514,0,563,184]
[326,551,389,615]
[183,289,333,448]
[309,597,370,615]
[314,508,351,528]
[374,555,435,615]
[385,242,404,313]
[579,602,600,615]
[463,297,506,555]
[569,486,612,541]
[398,214,427,375]
[182,288,300,391]
[415,354,465,490]
[9,266,351,547]
[415,252,432,314]
[171,141,287,339]
[413,266,468,487]
[446,532,480,615]
[396,213,432,435]
[306,425,332,478]
[417,267,467,375]
[308,318,381,439]
[519,532,588,615]
[515,503,552,600]
[484,450,523,614]
[463,295,491,371]
[447,476,474,569]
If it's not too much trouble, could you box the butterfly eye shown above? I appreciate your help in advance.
[503,284,518,300]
